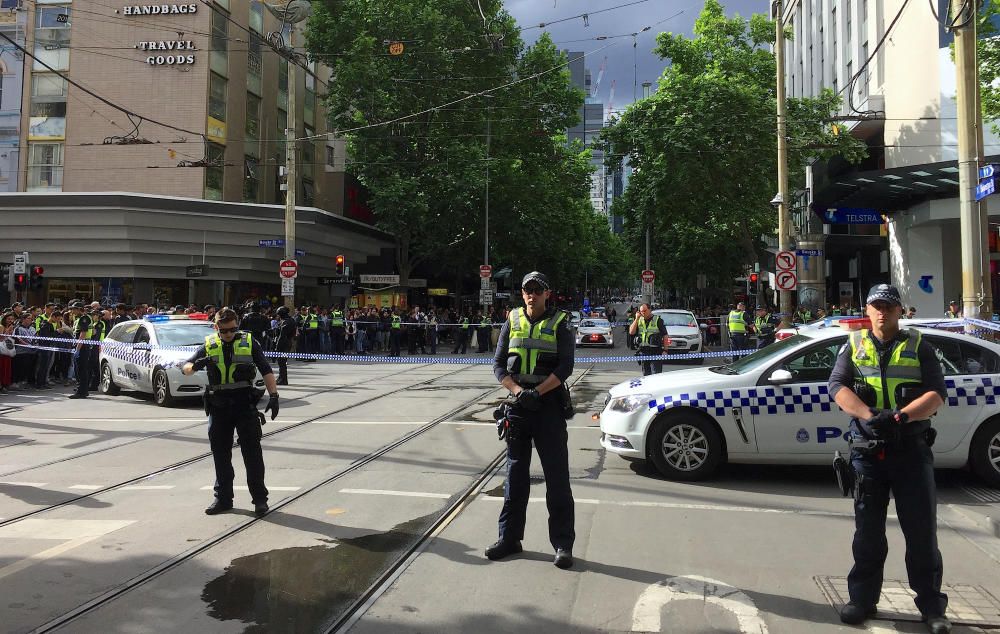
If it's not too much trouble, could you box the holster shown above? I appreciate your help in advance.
[833,451,855,497]
[560,385,575,418]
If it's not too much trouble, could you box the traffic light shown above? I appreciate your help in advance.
[335,254,345,276]
[749,273,759,284]
[14,272,26,291]
[30,265,44,290]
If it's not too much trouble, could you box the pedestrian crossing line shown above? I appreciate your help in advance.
[68,484,102,490]
[120,485,175,491]
[0,482,48,487]
[199,485,301,491]
[339,488,451,499]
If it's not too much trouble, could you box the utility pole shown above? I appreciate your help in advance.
[282,26,298,310]
[642,81,652,307]
[484,108,490,267]
[954,0,990,320]
[774,0,792,327]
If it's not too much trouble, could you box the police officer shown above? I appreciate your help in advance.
[945,300,961,318]
[240,302,271,350]
[33,303,55,390]
[753,305,779,349]
[389,310,402,356]
[183,308,280,517]
[451,311,469,354]
[828,284,951,634]
[67,301,95,399]
[728,301,750,358]
[330,305,346,355]
[477,309,492,353]
[628,303,668,376]
[487,271,575,569]
[271,305,296,385]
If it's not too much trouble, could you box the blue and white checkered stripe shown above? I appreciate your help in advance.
[649,385,835,417]
[944,378,1000,407]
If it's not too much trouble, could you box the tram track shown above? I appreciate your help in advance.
[0,361,477,530]
[30,362,597,633]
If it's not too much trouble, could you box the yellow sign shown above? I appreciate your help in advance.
[427,288,448,296]
[207,116,227,144]
[388,41,404,56]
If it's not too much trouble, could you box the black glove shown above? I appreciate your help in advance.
[191,357,211,371]
[516,388,541,411]
[866,408,899,441]
[264,394,279,420]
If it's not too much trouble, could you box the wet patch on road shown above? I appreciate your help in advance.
[201,513,436,632]
[483,476,545,497]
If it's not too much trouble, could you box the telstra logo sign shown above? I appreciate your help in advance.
[918,275,934,294]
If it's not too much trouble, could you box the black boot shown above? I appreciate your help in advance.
[485,539,522,561]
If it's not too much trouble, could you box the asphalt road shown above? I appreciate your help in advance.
[0,345,998,633]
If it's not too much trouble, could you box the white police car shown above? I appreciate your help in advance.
[99,315,264,406]
[599,325,1000,486]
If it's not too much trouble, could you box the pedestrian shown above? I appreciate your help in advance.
[451,311,469,354]
[0,312,16,393]
[33,303,56,389]
[487,271,575,569]
[753,305,779,349]
[907,306,917,319]
[330,305,346,355]
[67,301,95,399]
[271,305,296,385]
[477,309,492,353]
[240,303,271,350]
[629,303,668,376]
[945,300,961,318]
[828,284,951,634]
[728,301,750,358]
[389,309,402,356]
[182,308,280,517]
[427,308,438,354]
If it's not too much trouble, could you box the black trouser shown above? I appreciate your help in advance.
[390,329,401,355]
[428,329,437,354]
[498,395,575,551]
[848,436,947,618]
[276,355,288,384]
[731,333,748,358]
[639,347,663,376]
[75,346,93,396]
[305,330,319,359]
[478,327,491,353]
[35,350,51,386]
[332,328,345,355]
[452,330,467,354]
[208,402,268,505]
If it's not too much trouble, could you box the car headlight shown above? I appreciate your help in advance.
[607,393,653,413]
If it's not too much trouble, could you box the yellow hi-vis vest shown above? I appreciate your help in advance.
[306,314,319,330]
[507,307,566,386]
[205,332,254,390]
[461,317,470,329]
[637,315,662,347]
[391,315,401,329]
[74,316,94,339]
[848,328,923,410]
[330,311,345,327]
[728,310,747,334]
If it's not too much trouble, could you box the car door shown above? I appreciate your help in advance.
[921,334,989,452]
[130,325,154,390]
[752,336,848,455]
[104,322,141,389]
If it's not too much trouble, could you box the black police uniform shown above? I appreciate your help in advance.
[828,329,949,621]
[492,306,575,555]
[272,314,297,385]
[633,315,667,376]
[240,309,271,349]
[72,312,94,398]
[187,334,273,508]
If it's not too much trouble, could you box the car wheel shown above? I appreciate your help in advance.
[153,368,174,407]
[969,417,1000,487]
[99,362,121,395]
[647,412,723,481]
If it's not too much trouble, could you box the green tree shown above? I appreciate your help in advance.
[974,1,1000,133]
[601,0,865,295]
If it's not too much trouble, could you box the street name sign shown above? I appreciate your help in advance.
[976,176,996,202]
[185,264,209,277]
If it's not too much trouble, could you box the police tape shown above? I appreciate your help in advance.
[5,333,754,364]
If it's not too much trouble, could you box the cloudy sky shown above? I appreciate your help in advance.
[504,0,768,114]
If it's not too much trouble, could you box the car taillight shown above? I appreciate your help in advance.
[775,332,793,341]
[664,337,672,346]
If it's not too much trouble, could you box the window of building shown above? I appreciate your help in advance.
[276,107,287,135]
[31,73,66,98]
[243,155,259,202]
[247,32,262,95]
[27,142,63,191]
[209,72,227,121]
[860,41,868,99]
[302,179,315,207]
[846,0,852,50]
[204,142,225,200]
[214,0,229,9]
[278,59,288,110]
[211,8,228,76]
[245,92,260,157]
[33,5,70,71]
[249,0,263,34]
[326,145,335,167]
[302,125,314,180]
[304,88,315,126]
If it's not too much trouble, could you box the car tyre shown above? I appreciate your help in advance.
[648,412,723,481]
[99,362,121,396]
[153,368,175,407]
[969,417,1000,488]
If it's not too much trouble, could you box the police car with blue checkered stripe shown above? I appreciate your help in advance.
[599,325,1000,486]
[99,315,264,407]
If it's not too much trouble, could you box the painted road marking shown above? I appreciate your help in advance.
[120,485,175,491]
[0,519,134,581]
[632,575,768,633]
[0,482,48,487]
[199,485,301,491]
[339,488,451,499]
[479,496,856,518]
[68,484,102,490]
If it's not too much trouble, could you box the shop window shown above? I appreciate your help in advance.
[27,142,63,191]
[209,72,227,122]
[204,142,225,200]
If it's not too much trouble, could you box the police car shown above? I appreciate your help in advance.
[99,315,265,406]
[576,318,614,348]
[599,324,1000,487]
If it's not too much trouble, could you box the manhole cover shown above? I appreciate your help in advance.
[816,576,1000,626]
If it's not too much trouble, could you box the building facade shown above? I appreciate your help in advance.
[780,0,999,314]
[0,1,24,193]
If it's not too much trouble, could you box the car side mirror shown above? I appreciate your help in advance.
[767,369,793,384]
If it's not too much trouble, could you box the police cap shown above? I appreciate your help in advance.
[865,284,902,306]
[521,271,550,290]
[276,306,290,317]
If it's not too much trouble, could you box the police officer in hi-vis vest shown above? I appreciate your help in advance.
[628,303,668,376]
[728,301,750,358]
[828,284,951,634]
[487,271,575,569]
[183,309,280,517]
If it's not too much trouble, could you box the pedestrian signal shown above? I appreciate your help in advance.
[30,265,44,290]
[14,273,26,290]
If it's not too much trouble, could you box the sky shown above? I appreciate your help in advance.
[504,0,768,115]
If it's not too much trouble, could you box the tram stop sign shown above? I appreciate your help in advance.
[279,259,298,279]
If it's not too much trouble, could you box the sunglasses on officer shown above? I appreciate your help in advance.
[522,284,546,295]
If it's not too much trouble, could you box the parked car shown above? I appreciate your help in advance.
[651,309,704,363]
[576,318,614,348]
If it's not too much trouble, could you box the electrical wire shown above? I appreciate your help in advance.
[842,0,910,116]
[520,0,653,31]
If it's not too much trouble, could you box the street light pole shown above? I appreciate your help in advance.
[774,0,792,326]
[484,107,490,267]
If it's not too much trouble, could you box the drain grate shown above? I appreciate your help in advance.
[815,576,1000,626]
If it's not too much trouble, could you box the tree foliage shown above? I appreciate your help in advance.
[601,0,865,293]
[306,0,632,290]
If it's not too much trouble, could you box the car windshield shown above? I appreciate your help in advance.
[154,323,216,347]
[582,320,609,328]
[709,334,813,375]
[657,313,698,327]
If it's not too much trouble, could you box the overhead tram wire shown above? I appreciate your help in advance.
[839,0,911,116]
[519,0,653,31]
